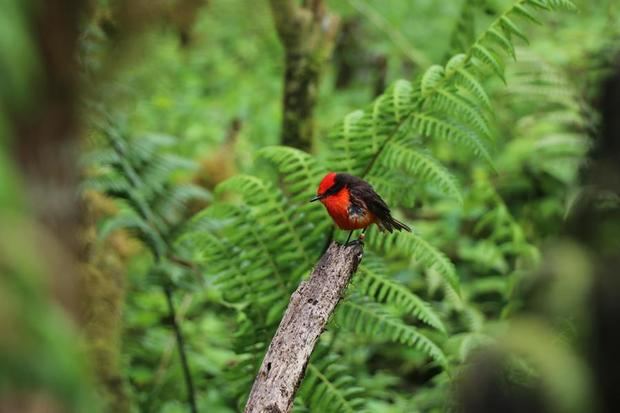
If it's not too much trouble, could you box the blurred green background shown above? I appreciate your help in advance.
[1,0,619,412]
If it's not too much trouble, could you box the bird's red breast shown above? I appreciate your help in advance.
[315,172,375,230]
[323,185,374,229]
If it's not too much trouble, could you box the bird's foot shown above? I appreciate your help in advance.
[345,240,363,247]
[345,236,365,247]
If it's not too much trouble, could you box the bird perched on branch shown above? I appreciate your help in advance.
[311,172,411,244]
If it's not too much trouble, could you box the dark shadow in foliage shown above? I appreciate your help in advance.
[456,350,549,413]
[573,54,620,413]
[455,54,620,413]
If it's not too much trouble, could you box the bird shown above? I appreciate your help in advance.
[310,172,411,244]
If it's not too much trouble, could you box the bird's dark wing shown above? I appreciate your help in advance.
[351,183,393,228]
[339,173,411,233]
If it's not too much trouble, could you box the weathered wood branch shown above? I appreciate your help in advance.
[244,241,364,413]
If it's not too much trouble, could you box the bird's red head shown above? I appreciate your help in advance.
[317,172,337,197]
[310,172,340,203]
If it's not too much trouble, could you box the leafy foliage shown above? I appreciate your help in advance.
[172,1,583,410]
[355,255,446,333]
[336,296,447,366]
[297,351,367,413]
[83,125,211,253]
[71,0,618,412]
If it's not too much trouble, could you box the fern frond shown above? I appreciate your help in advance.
[503,53,589,185]
[81,171,130,198]
[182,173,330,324]
[365,169,418,207]
[381,142,462,203]
[463,0,576,80]
[216,175,321,273]
[80,147,120,168]
[336,297,447,366]
[433,88,493,140]
[325,80,417,175]
[186,208,286,312]
[534,0,576,11]
[500,15,529,43]
[128,133,177,166]
[322,0,576,188]
[368,230,460,297]
[297,354,366,413]
[405,0,577,165]
[411,114,493,165]
[421,65,445,96]
[258,146,324,203]
[98,211,166,258]
[449,60,492,110]
[472,43,506,81]
[137,154,198,200]
[488,27,516,60]
[153,184,212,225]
[97,211,144,242]
[356,256,446,333]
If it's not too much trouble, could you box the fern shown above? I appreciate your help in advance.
[215,175,321,275]
[185,204,290,315]
[326,80,417,175]
[336,296,447,367]
[368,230,460,297]
[447,0,485,55]
[410,113,493,164]
[378,141,462,203]
[98,209,167,258]
[84,123,210,248]
[355,255,447,333]
[175,0,576,407]
[297,352,366,413]
[318,0,578,223]
[503,53,590,184]
[82,118,217,413]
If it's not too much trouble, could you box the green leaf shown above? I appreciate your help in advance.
[368,230,460,297]
[381,142,462,203]
[337,297,447,366]
[356,257,447,333]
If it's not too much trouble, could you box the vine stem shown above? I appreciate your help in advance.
[164,286,198,413]
[104,127,200,413]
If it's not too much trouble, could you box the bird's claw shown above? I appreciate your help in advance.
[345,236,365,247]
[345,240,363,247]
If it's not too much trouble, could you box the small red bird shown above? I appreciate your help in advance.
[311,172,411,243]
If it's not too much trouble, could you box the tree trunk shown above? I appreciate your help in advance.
[269,0,339,152]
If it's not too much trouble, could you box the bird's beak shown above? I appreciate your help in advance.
[310,194,324,203]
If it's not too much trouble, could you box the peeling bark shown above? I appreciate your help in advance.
[244,241,364,413]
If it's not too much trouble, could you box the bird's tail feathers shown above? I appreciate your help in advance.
[380,216,412,233]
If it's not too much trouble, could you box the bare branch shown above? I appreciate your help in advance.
[244,241,364,413]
